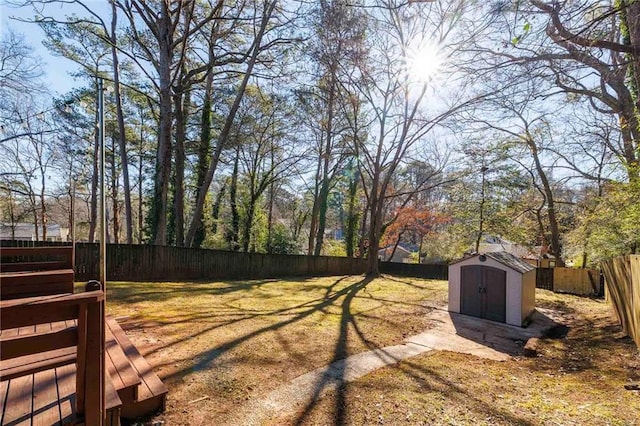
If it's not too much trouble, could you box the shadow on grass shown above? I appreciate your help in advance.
[114,274,566,425]
[384,356,536,426]
[146,276,358,376]
[106,277,299,303]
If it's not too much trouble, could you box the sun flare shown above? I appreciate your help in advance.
[405,42,444,83]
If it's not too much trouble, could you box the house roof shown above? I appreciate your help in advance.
[450,251,536,274]
[378,245,411,255]
[479,235,538,259]
[0,223,67,238]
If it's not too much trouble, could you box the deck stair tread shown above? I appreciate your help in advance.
[105,322,142,403]
[0,269,75,280]
[0,260,71,273]
[0,269,75,299]
[106,317,168,418]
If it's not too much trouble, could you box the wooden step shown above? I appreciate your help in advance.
[0,269,74,299]
[106,323,142,405]
[1,260,72,273]
[106,317,168,419]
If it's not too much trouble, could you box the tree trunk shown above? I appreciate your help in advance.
[211,182,226,235]
[228,148,240,251]
[172,88,188,246]
[111,0,133,244]
[185,1,278,247]
[345,167,359,257]
[137,127,144,244]
[111,134,120,243]
[33,208,39,241]
[313,178,331,256]
[267,149,275,253]
[307,156,322,255]
[242,202,255,253]
[40,182,47,241]
[366,177,382,276]
[150,2,174,245]
[527,135,564,266]
[313,73,337,257]
[192,71,214,248]
[367,217,381,276]
[358,203,368,258]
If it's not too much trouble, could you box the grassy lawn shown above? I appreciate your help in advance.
[103,276,639,425]
[288,290,640,426]
[106,275,447,425]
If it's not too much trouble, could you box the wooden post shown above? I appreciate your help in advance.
[84,299,105,425]
[76,303,88,417]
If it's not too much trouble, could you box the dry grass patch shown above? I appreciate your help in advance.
[104,274,447,425]
[292,289,640,426]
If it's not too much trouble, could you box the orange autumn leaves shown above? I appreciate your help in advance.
[381,206,449,250]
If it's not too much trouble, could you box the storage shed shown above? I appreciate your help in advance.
[448,251,536,327]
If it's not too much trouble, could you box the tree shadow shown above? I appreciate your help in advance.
[292,275,374,426]
[147,276,365,380]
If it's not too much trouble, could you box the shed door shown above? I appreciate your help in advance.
[460,265,507,323]
[483,267,506,323]
[461,265,482,318]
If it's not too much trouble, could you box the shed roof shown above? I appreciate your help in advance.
[450,251,536,274]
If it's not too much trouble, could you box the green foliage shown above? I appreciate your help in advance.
[566,181,640,265]
[268,223,298,254]
[324,239,347,257]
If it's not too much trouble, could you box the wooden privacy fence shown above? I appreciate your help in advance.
[74,244,369,281]
[601,255,640,347]
[0,241,448,282]
[379,261,448,279]
[535,266,602,296]
[553,267,602,296]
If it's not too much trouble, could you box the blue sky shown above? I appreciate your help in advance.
[1,1,110,96]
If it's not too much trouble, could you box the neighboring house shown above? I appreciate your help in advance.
[475,236,564,268]
[0,223,70,242]
[378,245,412,263]
[536,248,558,268]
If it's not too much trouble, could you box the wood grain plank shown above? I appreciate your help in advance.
[82,300,105,425]
[32,368,61,426]
[0,261,69,273]
[105,322,141,393]
[2,374,33,426]
[1,326,78,360]
[107,318,167,399]
[55,364,76,424]
[1,291,102,330]
[0,380,8,424]
[0,347,76,381]
[75,304,87,418]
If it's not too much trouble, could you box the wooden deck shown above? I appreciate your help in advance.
[0,246,167,425]
[0,317,167,425]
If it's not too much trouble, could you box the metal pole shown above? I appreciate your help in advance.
[71,177,76,265]
[98,76,107,425]
[99,78,107,288]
